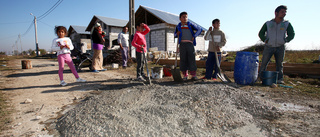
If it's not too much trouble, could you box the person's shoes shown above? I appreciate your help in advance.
[76,78,86,82]
[142,75,148,80]
[191,76,198,81]
[60,80,67,86]
[137,76,146,81]
[277,80,285,84]
[201,77,208,80]
[212,78,217,80]
[100,69,107,71]
[122,66,127,69]
[92,70,99,73]
[183,77,188,81]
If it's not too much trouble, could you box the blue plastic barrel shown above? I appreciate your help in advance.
[234,51,259,85]
[261,71,278,86]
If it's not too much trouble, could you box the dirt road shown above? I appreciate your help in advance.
[0,58,319,136]
[0,58,135,136]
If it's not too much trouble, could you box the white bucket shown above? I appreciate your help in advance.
[151,67,163,79]
[112,63,119,69]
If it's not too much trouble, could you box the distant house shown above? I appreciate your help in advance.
[134,5,207,52]
[68,25,91,50]
[85,15,128,50]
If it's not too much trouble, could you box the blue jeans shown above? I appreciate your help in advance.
[205,52,221,79]
[259,45,285,81]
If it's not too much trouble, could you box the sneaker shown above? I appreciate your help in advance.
[277,80,284,84]
[191,76,198,81]
[183,77,188,81]
[137,76,146,81]
[100,69,107,71]
[201,77,208,80]
[122,66,127,69]
[92,70,99,73]
[60,80,67,86]
[76,78,86,82]
[212,78,217,80]
[142,75,148,80]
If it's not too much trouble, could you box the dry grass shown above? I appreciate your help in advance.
[226,50,320,64]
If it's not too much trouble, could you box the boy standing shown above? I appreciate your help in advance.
[202,19,226,80]
[174,11,203,81]
[131,23,150,81]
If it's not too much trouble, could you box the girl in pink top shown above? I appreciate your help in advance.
[131,23,150,81]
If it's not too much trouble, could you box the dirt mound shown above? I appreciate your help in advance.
[56,83,281,136]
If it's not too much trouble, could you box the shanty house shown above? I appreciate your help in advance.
[68,25,91,50]
[134,5,207,52]
[85,15,128,49]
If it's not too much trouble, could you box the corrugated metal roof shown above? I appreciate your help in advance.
[95,15,128,27]
[141,5,207,31]
[70,25,90,34]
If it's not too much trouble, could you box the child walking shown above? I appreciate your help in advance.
[174,11,203,81]
[51,26,86,86]
[202,19,226,80]
[131,23,150,81]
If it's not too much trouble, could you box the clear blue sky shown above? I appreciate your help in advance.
[1,0,319,54]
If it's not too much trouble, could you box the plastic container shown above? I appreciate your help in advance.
[163,65,172,76]
[151,67,163,79]
[234,51,259,85]
[261,71,278,86]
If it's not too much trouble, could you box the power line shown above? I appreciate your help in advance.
[38,20,54,28]
[38,0,64,21]
[21,21,34,37]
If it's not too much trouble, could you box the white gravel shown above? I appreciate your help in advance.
[55,83,281,136]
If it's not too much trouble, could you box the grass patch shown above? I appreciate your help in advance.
[0,91,13,132]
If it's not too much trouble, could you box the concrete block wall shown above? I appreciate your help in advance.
[150,30,166,51]
[148,23,168,51]
[166,30,176,52]
[194,37,206,51]
[142,23,206,54]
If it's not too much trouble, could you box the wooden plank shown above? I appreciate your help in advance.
[156,59,320,76]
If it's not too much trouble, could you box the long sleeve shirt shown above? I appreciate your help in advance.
[258,19,295,47]
[51,37,74,56]
[118,32,129,47]
[204,28,226,52]
[131,24,150,53]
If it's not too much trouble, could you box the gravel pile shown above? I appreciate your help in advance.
[56,83,281,136]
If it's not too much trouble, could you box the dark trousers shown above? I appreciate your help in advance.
[136,51,145,78]
[179,42,197,72]
[205,52,221,79]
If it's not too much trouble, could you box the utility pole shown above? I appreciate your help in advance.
[19,34,22,55]
[31,13,39,56]
[129,0,135,57]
